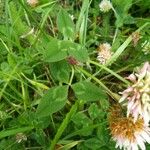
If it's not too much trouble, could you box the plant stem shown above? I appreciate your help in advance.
[49,101,78,150]
[89,60,130,85]
[76,67,120,101]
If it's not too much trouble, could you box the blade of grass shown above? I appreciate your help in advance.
[76,0,89,33]
[33,2,56,45]
[57,140,83,150]
[0,38,11,53]
[0,65,18,100]
[89,60,130,85]
[17,0,51,45]
[49,101,78,150]
[0,126,34,139]
[63,121,107,140]
[21,73,49,90]
[107,22,149,66]
[76,0,92,45]
[35,0,58,9]
[4,0,12,49]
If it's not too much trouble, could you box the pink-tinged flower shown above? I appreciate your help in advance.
[27,0,38,7]
[97,43,112,64]
[119,62,150,123]
[109,105,150,150]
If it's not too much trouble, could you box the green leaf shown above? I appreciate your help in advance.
[99,146,111,150]
[135,0,150,10]
[72,81,107,102]
[49,102,78,150]
[7,53,17,67]
[88,103,103,120]
[43,39,88,63]
[108,141,117,150]
[61,40,89,62]
[68,43,89,62]
[43,39,68,62]
[97,123,110,145]
[112,0,133,27]
[84,138,103,149]
[49,60,71,83]
[9,1,28,36]
[57,9,75,39]
[0,62,10,73]
[32,129,47,146]
[100,96,110,110]
[124,15,135,24]
[36,86,68,118]
[72,112,92,127]
[0,139,22,150]
[71,112,93,136]
[0,126,33,139]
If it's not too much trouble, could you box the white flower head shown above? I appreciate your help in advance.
[99,0,112,12]
[97,43,112,64]
[109,106,150,150]
[119,62,150,124]
[27,0,38,7]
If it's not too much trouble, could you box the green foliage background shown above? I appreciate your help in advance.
[0,0,149,149]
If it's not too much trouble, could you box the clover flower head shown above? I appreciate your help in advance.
[97,43,112,64]
[27,0,38,7]
[99,0,112,12]
[119,62,150,123]
[109,105,150,150]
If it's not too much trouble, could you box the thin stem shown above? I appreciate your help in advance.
[112,28,118,44]
[76,67,120,101]
[49,101,78,150]
[89,60,130,85]
[0,38,11,53]
[69,66,75,85]
[106,22,150,66]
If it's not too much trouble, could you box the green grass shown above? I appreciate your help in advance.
[0,0,149,149]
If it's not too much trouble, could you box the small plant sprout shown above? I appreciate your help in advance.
[97,43,113,64]
[119,62,150,123]
[99,0,112,13]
